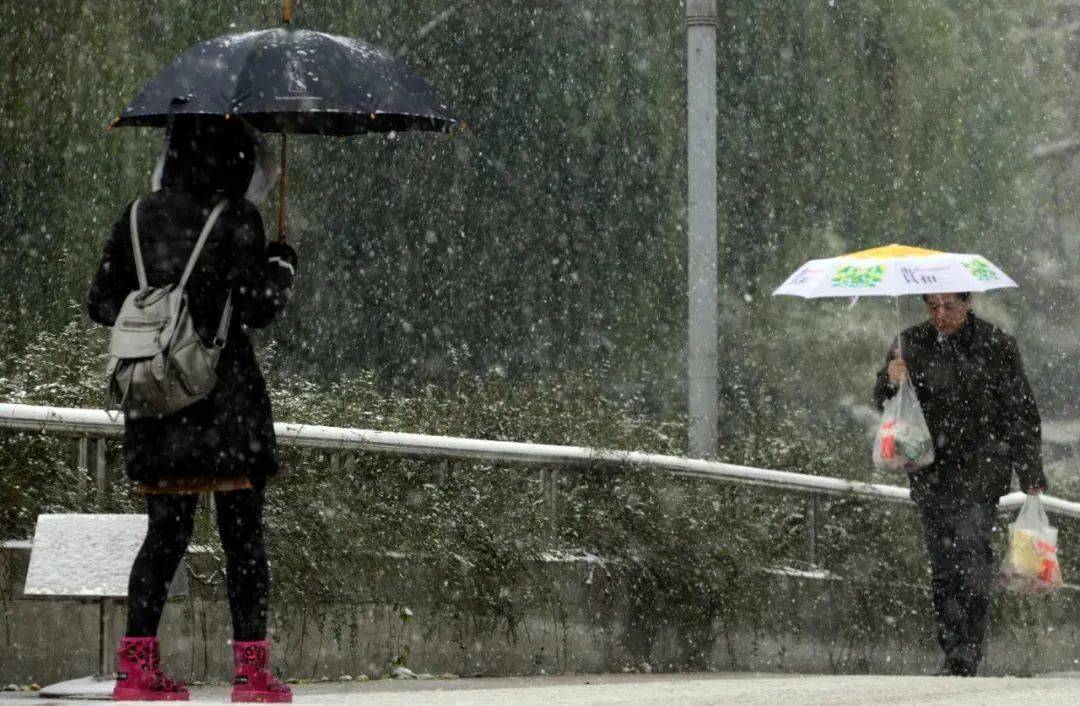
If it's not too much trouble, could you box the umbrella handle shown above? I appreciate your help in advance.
[895,296,903,360]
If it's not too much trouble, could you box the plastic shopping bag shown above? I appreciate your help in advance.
[999,494,1063,595]
[872,378,934,472]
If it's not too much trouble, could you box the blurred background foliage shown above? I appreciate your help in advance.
[5,1,1080,427]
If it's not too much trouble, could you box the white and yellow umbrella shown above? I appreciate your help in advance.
[772,244,1017,299]
[773,243,1018,362]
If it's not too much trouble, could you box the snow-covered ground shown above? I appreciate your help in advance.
[2,672,1079,705]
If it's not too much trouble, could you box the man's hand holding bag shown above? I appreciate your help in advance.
[873,359,934,473]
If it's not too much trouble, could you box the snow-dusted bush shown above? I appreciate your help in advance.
[2,310,1074,672]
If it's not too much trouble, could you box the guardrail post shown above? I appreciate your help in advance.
[95,438,107,507]
[542,468,558,535]
[330,452,340,475]
[807,495,819,565]
[76,437,89,496]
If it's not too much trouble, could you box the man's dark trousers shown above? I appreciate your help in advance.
[917,501,997,675]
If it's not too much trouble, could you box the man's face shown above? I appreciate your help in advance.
[925,293,971,336]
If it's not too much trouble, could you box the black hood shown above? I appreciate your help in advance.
[160,116,255,199]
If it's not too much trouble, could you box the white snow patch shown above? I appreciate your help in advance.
[23,514,148,597]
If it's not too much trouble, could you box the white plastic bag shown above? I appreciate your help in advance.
[999,495,1063,595]
[872,378,934,472]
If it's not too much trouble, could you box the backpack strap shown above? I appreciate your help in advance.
[128,200,148,290]
[179,200,229,292]
[175,200,234,349]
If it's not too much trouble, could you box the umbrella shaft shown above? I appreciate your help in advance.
[278,125,288,243]
[895,296,903,359]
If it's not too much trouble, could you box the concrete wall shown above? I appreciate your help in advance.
[1,548,1077,685]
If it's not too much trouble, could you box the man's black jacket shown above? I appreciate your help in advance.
[874,312,1046,507]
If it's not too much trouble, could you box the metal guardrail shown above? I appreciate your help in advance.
[2,402,1080,520]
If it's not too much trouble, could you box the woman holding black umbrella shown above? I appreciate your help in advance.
[88,116,296,703]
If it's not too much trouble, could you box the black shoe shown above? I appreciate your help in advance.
[932,662,955,677]
[947,658,977,677]
[932,658,976,676]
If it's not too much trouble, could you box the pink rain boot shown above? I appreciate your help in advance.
[231,640,292,703]
[113,636,189,701]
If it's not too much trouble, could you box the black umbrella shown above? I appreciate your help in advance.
[111,8,457,241]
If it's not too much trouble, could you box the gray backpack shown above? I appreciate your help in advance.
[105,199,233,417]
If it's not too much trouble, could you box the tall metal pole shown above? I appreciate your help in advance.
[686,0,719,457]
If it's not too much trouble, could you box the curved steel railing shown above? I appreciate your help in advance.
[2,402,1078,518]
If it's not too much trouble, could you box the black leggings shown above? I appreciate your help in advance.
[125,489,269,641]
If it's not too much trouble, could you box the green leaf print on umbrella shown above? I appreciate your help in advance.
[963,258,999,282]
[831,265,885,288]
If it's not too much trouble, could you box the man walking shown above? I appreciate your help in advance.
[874,292,1045,676]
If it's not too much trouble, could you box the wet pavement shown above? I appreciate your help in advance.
[2,671,1079,705]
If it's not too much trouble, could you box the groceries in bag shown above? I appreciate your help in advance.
[999,494,1063,595]
[873,377,934,472]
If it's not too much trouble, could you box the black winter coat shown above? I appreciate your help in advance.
[874,312,1046,507]
[88,118,295,485]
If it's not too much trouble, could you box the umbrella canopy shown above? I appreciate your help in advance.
[772,244,1017,299]
[112,26,455,134]
[111,25,458,242]
[112,28,457,135]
